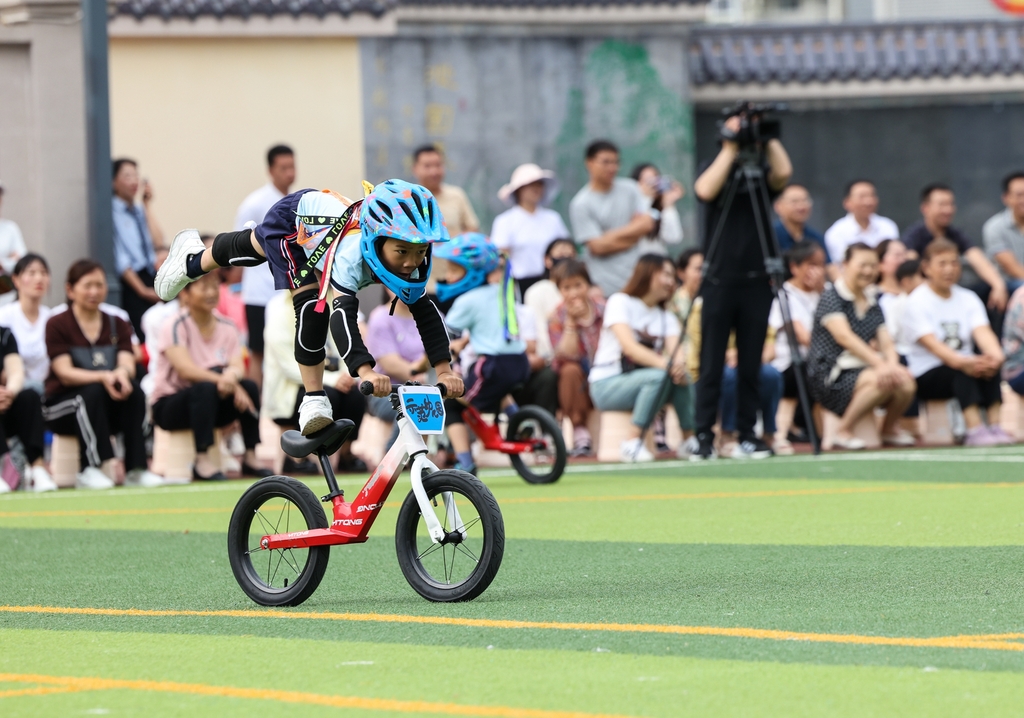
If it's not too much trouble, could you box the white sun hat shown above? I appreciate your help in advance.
[497,163,559,207]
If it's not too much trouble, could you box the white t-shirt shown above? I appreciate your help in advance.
[902,283,989,377]
[768,282,820,373]
[0,218,27,276]
[491,205,569,279]
[0,302,51,382]
[235,183,285,306]
[522,279,562,361]
[589,293,680,383]
[878,291,912,357]
[824,213,900,264]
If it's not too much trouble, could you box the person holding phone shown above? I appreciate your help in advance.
[631,163,685,256]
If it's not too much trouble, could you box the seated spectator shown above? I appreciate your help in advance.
[42,260,160,489]
[902,184,1008,319]
[1004,284,1024,397]
[262,290,367,473]
[879,259,925,437]
[150,271,271,481]
[588,254,690,463]
[548,259,605,456]
[364,288,429,451]
[807,243,916,450]
[216,265,248,339]
[983,171,1024,295]
[514,310,560,420]
[773,184,832,265]
[769,242,826,453]
[824,180,899,262]
[522,238,579,362]
[904,239,1012,445]
[875,240,908,299]
[0,183,27,307]
[492,164,570,294]
[670,248,703,327]
[0,253,52,393]
[0,325,56,492]
[631,163,685,256]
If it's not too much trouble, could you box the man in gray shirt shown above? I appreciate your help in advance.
[569,140,656,296]
[983,170,1024,294]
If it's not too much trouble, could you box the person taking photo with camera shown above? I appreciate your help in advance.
[691,111,793,460]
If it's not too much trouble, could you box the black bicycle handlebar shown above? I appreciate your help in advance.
[359,381,447,398]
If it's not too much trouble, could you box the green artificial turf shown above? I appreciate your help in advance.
[2,447,1024,716]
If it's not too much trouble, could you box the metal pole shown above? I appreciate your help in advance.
[81,0,117,298]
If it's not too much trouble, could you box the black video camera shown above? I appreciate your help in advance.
[718,101,786,148]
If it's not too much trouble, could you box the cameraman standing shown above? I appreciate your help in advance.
[691,113,792,460]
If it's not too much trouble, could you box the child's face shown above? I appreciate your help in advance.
[380,238,429,281]
[445,262,467,284]
[900,273,923,294]
[557,276,589,303]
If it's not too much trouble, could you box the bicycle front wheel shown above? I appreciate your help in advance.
[227,476,330,607]
[395,470,504,602]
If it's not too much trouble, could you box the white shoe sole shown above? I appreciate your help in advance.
[732,450,773,460]
[155,229,204,301]
[300,415,334,436]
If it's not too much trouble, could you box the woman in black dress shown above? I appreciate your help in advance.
[807,243,916,450]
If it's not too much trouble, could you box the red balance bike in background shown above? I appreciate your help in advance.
[460,403,567,484]
[227,383,504,607]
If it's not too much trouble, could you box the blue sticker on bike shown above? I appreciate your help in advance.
[398,386,446,435]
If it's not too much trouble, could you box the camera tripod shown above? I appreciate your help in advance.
[652,153,820,456]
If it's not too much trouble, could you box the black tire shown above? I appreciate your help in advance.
[506,405,567,484]
[227,476,330,607]
[395,470,504,602]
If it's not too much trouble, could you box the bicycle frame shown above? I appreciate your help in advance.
[461,405,544,454]
[261,414,460,551]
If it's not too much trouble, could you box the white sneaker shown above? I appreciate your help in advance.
[677,435,699,459]
[298,394,334,436]
[0,478,9,493]
[25,465,58,492]
[76,467,115,490]
[124,469,165,488]
[620,438,654,463]
[155,229,205,301]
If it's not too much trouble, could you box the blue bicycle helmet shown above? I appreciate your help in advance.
[359,179,450,304]
[433,232,502,303]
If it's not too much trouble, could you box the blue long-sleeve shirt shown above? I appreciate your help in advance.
[112,197,156,276]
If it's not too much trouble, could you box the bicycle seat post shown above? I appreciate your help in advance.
[318,450,343,501]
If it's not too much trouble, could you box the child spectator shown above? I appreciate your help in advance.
[0,325,56,492]
[904,239,1011,445]
[435,233,529,474]
[150,272,271,481]
[547,259,605,456]
[42,260,160,489]
[0,254,52,392]
[875,239,908,299]
[521,238,578,362]
[1004,284,1024,398]
[588,254,690,463]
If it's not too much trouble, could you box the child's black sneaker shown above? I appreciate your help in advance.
[689,434,717,462]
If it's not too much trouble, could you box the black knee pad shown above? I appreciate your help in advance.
[293,292,329,366]
[212,229,265,268]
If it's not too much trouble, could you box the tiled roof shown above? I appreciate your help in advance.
[397,0,701,6]
[689,21,1024,86]
[113,0,396,20]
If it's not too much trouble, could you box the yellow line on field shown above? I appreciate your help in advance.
[0,673,634,717]
[0,507,227,518]
[0,685,84,698]
[2,605,1022,653]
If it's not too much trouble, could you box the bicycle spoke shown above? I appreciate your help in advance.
[417,541,443,561]
[281,548,303,575]
[455,543,479,563]
[442,539,449,584]
[253,509,275,537]
[269,548,285,587]
[448,543,457,583]
[456,516,482,534]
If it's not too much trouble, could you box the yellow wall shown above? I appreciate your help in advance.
[109,37,365,237]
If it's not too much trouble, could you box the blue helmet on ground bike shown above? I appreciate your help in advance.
[432,232,503,303]
[360,179,450,304]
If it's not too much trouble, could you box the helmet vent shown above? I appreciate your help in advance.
[410,191,425,218]
[396,200,419,226]
[374,200,394,220]
[366,207,382,224]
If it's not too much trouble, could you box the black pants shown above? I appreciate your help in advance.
[512,366,559,416]
[916,364,1002,410]
[276,385,366,435]
[245,304,266,355]
[0,389,45,463]
[120,268,156,343]
[152,380,261,452]
[44,380,147,471]
[695,278,774,440]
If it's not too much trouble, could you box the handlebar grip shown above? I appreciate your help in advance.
[359,381,374,396]
[438,384,447,398]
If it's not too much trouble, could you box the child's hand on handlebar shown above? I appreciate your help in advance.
[358,369,393,397]
[436,371,464,399]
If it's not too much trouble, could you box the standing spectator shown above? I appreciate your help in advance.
[150,271,270,481]
[492,164,569,294]
[548,259,605,457]
[773,184,832,264]
[824,180,899,263]
[0,254,52,392]
[631,163,685,256]
[42,260,160,489]
[691,114,792,460]
[569,140,657,297]
[1004,284,1024,397]
[903,239,1011,445]
[112,158,163,342]
[0,325,56,492]
[588,255,690,463]
[807,243,916,450]
[234,145,296,387]
[983,171,1024,295]
[0,183,27,306]
[902,184,1008,317]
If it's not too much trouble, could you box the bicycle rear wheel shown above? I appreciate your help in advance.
[507,405,567,484]
[227,476,330,607]
[395,470,504,602]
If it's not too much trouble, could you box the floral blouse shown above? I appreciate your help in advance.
[548,297,605,372]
